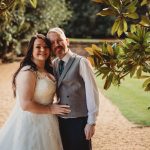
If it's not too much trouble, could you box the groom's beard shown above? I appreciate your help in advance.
[53,46,66,58]
[54,46,64,54]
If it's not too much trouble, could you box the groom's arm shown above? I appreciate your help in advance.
[79,57,100,139]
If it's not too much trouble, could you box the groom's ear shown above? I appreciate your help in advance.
[66,38,69,46]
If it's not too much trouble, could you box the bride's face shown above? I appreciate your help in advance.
[32,38,50,61]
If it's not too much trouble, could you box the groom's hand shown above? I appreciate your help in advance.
[84,124,95,140]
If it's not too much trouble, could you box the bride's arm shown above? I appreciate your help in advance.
[16,70,70,115]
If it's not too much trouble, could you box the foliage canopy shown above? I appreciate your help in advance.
[0,0,71,59]
[86,0,150,91]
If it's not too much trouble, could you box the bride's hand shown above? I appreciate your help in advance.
[48,104,71,115]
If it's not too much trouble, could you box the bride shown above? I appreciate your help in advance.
[0,34,70,150]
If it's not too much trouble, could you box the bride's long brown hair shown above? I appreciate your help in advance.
[12,34,53,97]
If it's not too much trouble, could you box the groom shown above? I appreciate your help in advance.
[47,27,99,150]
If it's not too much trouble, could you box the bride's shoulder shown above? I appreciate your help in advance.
[21,65,35,72]
[20,65,37,74]
[16,66,37,87]
[17,65,36,79]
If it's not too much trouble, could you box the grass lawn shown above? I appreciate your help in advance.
[96,76,150,126]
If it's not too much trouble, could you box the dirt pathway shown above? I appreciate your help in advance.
[0,62,150,150]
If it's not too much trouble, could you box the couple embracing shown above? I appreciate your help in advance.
[0,27,99,150]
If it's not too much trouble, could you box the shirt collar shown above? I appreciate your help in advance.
[59,49,73,64]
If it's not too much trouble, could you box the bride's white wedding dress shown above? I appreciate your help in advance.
[0,69,63,150]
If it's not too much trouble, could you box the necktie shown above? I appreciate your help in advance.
[59,60,64,75]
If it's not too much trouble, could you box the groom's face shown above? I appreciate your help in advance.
[47,32,69,59]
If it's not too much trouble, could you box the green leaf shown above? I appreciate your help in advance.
[136,28,144,40]
[111,18,121,35]
[107,44,114,56]
[102,43,108,53]
[100,67,110,72]
[117,20,124,37]
[130,65,137,77]
[104,73,113,90]
[97,8,115,16]
[101,67,110,79]
[123,19,128,32]
[125,32,140,42]
[140,16,150,27]
[93,50,102,57]
[30,0,37,8]
[92,45,102,57]
[85,47,94,55]
[141,0,147,6]
[126,0,138,13]
[102,73,108,79]
[100,67,110,78]
[144,84,150,91]
[130,24,137,33]
[125,38,137,44]
[143,77,150,88]
[109,0,121,12]
[126,12,139,19]
[136,66,142,78]
[112,74,120,86]
[126,5,137,13]
[92,44,101,51]
[144,31,150,40]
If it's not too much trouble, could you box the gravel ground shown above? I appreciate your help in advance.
[0,62,150,150]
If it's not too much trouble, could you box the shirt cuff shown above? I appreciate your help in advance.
[87,114,97,124]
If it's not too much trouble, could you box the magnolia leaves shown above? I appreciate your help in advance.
[0,0,37,28]
[97,8,116,16]
[0,0,37,14]
[95,0,150,37]
[91,0,150,91]
[85,24,150,91]
[143,77,150,91]
[85,43,121,90]
[29,0,37,8]
[111,17,128,37]
[141,0,148,6]
[140,16,150,27]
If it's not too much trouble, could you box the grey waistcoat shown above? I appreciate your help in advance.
[53,54,88,118]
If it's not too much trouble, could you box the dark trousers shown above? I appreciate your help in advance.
[58,117,92,150]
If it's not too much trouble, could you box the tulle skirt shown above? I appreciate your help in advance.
[0,102,63,150]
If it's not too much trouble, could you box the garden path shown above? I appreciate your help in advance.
[0,62,150,150]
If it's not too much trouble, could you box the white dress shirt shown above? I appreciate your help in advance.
[58,50,99,124]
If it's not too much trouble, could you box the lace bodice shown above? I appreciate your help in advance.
[16,66,56,105]
[33,71,56,105]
